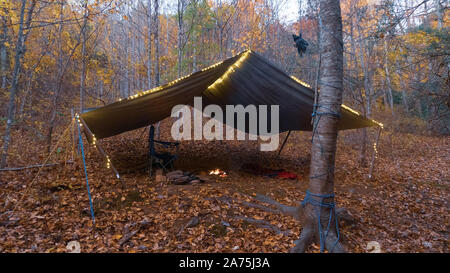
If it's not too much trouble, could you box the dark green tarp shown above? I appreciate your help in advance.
[81,50,381,139]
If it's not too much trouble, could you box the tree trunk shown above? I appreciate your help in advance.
[396,60,409,112]
[130,25,136,93]
[147,0,152,90]
[79,0,88,113]
[348,15,368,166]
[291,0,345,253]
[154,0,161,139]
[435,0,443,29]
[18,70,33,118]
[357,33,372,117]
[177,0,184,77]
[383,39,394,115]
[153,0,160,88]
[0,14,7,89]
[46,0,65,155]
[1,0,28,168]
[356,20,372,167]
[193,38,197,72]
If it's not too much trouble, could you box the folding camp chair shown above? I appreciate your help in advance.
[148,125,180,177]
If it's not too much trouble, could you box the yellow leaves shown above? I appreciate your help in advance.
[113,234,122,240]
[403,31,440,47]
[0,0,11,16]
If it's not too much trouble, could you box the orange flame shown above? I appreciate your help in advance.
[209,169,227,177]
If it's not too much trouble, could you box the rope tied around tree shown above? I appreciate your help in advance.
[311,104,342,119]
[301,190,340,253]
[311,103,342,153]
[304,102,342,252]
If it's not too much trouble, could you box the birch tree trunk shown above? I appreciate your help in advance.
[397,60,409,112]
[177,0,184,77]
[154,0,161,138]
[356,19,372,166]
[291,0,345,253]
[147,0,152,90]
[79,0,88,112]
[384,39,394,115]
[348,11,368,166]
[154,0,160,87]
[435,0,443,29]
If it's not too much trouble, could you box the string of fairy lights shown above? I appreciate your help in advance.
[341,104,384,129]
[75,48,383,174]
[291,75,312,88]
[206,50,251,91]
[340,104,383,159]
[373,141,379,159]
[112,47,382,130]
[291,74,384,130]
[76,113,113,171]
[117,50,251,103]
[290,73,384,162]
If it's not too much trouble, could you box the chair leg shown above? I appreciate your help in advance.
[161,161,171,173]
[164,159,175,171]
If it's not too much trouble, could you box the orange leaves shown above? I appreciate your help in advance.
[0,118,448,253]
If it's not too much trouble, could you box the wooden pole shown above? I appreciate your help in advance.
[277,130,292,158]
[78,116,126,188]
[368,126,382,179]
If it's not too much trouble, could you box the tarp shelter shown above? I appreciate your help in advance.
[81,50,381,139]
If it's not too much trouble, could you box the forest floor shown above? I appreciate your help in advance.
[0,119,448,253]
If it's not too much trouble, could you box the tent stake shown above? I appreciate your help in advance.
[277,130,292,158]
[79,117,126,188]
[368,126,382,179]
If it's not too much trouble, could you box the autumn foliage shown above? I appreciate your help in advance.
[0,0,448,253]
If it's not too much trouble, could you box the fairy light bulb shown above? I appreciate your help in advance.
[207,50,250,91]
[290,76,312,88]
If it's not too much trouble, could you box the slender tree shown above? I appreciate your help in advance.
[79,0,89,113]
[147,0,153,89]
[177,0,185,77]
[46,0,66,154]
[1,0,36,168]
[291,0,346,253]
[435,0,443,29]
[154,0,160,87]
[154,0,161,138]
[0,10,8,89]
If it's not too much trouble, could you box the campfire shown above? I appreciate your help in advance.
[209,168,227,178]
